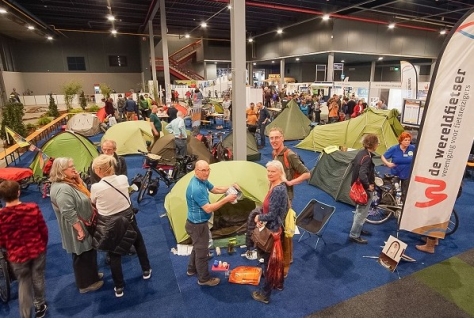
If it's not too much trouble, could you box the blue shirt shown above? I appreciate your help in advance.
[165,117,187,139]
[383,144,416,179]
[186,176,214,223]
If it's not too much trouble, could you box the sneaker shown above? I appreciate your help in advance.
[79,280,104,293]
[143,269,152,280]
[245,250,258,260]
[198,277,220,286]
[35,304,48,318]
[252,291,269,304]
[114,287,124,298]
[187,270,196,276]
[98,272,104,279]
[258,258,265,264]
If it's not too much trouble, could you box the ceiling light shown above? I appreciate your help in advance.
[201,22,207,28]
[272,60,275,63]
[388,23,395,29]
[296,58,300,61]
[248,38,253,43]
[440,29,447,35]
[341,60,345,63]
[27,26,34,30]
[0,8,7,14]
[322,14,330,21]
[111,29,117,35]
[378,57,383,61]
[46,36,53,40]
[277,29,283,34]
[185,33,190,38]
[227,5,232,9]
[107,15,115,21]
[253,62,256,66]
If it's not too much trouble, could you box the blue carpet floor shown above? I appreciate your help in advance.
[1,126,474,318]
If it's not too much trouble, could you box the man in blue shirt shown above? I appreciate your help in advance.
[165,111,187,157]
[185,160,239,286]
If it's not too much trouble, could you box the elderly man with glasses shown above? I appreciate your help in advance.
[185,160,239,287]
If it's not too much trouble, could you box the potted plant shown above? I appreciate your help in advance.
[46,93,60,117]
[79,91,88,110]
[61,80,82,112]
[99,83,112,101]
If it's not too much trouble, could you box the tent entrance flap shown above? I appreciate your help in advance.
[211,198,256,239]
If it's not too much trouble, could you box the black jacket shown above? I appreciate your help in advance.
[89,153,127,185]
[92,208,137,254]
[351,149,375,191]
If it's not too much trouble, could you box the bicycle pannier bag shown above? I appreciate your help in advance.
[349,179,368,205]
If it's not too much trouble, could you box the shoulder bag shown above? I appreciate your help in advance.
[349,154,369,205]
[251,225,274,253]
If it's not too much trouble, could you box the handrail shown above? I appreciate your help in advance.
[170,39,202,62]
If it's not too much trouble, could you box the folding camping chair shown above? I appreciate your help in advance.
[296,199,336,249]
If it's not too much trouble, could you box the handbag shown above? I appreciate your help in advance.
[350,179,368,205]
[251,225,274,253]
[78,206,98,236]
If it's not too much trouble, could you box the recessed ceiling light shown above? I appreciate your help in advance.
[111,29,117,35]
[296,58,300,61]
[27,26,34,30]
[277,29,283,34]
[248,38,253,43]
[227,5,232,9]
[272,60,275,63]
[388,23,395,29]
[201,22,207,28]
[0,8,7,14]
[440,29,447,35]
[378,57,383,60]
[185,34,190,38]
[46,36,53,40]
[341,60,345,63]
[107,15,115,21]
[322,14,330,21]
[253,62,256,65]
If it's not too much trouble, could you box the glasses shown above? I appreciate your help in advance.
[269,136,283,140]
[64,165,75,170]
[197,168,211,172]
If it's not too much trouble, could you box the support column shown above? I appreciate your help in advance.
[160,0,171,103]
[368,61,376,102]
[203,61,207,80]
[280,59,285,89]
[148,21,158,104]
[230,0,246,161]
[327,53,334,82]
[248,62,253,87]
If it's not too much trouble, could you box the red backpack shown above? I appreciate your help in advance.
[42,157,55,176]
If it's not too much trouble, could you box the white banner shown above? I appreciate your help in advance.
[399,9,474,238]
[400,60,418,99]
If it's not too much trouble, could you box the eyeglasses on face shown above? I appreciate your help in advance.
[197,168,211,172]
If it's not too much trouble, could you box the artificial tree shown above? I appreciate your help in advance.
[62,80,82,111]
[79,91,87,110]
[47,93,60,117]
[0,101,26,145]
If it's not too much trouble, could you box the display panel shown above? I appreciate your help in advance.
[401,99,424,127]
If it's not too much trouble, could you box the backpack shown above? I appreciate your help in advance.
[284,207,297,238]
[282,149,304,179]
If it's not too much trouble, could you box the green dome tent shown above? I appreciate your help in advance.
[221,131,261,161]
[264,99,312,140]
[30,131,99,178]
[150,134,216,165]
[296,108,404,155]
[101,121,153,155]
[165,161,268,243]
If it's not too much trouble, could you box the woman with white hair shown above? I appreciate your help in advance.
[252,160,289,304]
[49,157,103,294]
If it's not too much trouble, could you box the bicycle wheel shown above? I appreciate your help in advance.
[0,255,11,303]
[137,171,152,203]
[366,192,395,224]
[445,209,459,236]
[39,179,51,198]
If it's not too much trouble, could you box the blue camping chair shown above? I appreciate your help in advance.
[296,199,336,249]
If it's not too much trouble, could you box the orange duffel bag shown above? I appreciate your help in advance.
[228,266,262,286]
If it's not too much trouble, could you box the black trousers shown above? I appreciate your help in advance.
[72,249,101,289]
[108,219,150,289]
[185,220,210,283]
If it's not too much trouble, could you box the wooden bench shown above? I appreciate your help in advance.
[0,113,70,167]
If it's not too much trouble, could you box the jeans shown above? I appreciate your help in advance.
[109,219,151,289]
[185,220,211,283]
[258,122,267,146]
[10,252,46,318]
[350,191,374,238]
[175,138,187,157]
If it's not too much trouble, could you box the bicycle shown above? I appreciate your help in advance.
[136,150,197,203]
[366,173,460,236]
[0,249,11,303]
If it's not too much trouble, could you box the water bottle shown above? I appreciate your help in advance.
[394,182,402,205]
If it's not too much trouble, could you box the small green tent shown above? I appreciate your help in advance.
[150,134,216,165]
[221,131,261,161]
[165,161,268,243]
[309,148,383,206]
[296,108,404,155]
[265,100,312,140]
[101,121,153,155]
[30,131,99,178]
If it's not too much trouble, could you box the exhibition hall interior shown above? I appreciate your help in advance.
[1,0,474,318]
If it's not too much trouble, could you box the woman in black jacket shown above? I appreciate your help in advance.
[349,133,379,244]
[90,154,151,298]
